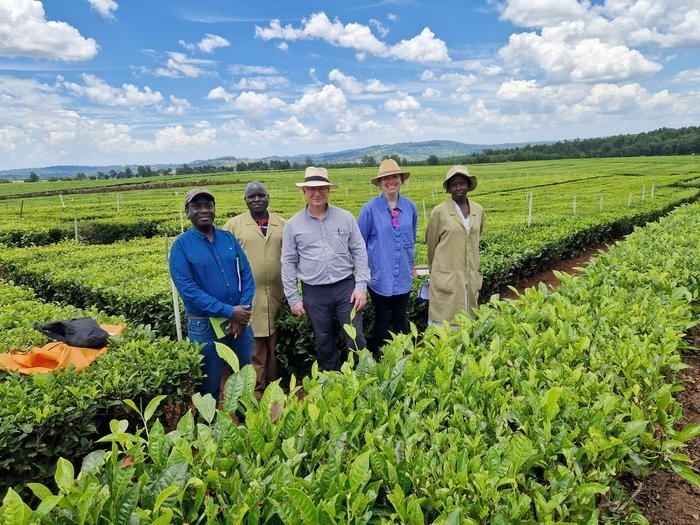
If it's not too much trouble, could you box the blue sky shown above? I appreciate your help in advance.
[0,0,699,170]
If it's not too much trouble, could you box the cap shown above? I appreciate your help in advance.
[184,188,215,206]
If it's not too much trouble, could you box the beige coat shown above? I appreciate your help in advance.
[225,212,285,337]
[425,198,485,323]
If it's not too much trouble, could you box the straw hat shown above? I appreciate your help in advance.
[443,165,477,192]
[371,158,410,186]
[295,166,338,188]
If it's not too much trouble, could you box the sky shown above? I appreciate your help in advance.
[0,0,699,170]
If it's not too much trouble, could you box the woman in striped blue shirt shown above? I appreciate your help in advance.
[358,159,418,353]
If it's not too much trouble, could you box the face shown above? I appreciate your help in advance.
[446,175,470,199]
[378,173,403,195]
[244,184,269,215]
[302,186,330,207]
[186,196,215,229]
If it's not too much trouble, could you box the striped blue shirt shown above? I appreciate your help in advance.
[358,194,417,296]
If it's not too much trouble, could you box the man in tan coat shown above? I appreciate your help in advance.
[225,181,285,398]
[426,165,485,326]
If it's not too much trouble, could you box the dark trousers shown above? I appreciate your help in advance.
[302,276,366,371]
[369,288,410,352]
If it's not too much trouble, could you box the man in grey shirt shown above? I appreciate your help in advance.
[281,166,370,370]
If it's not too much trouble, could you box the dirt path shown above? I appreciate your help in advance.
[499,244,700,523]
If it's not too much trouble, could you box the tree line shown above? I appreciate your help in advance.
[11,126,698,183]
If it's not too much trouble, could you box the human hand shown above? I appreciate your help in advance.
[350,290,366,310]
[231,305,251,325]
[290,301,306,316]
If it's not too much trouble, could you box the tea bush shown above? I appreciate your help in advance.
[0,281,203,493]
[3,202,698,523]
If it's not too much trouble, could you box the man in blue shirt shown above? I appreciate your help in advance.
[169,188,254,403]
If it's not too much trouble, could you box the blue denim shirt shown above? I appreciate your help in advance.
[358,194,417,296]
[169,226,255,319]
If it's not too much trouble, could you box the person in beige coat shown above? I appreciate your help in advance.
[425,165,485,326]
[225,181,285,398]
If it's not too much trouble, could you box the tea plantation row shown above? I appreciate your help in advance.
[0,282,202,492]
[3,201,699,523]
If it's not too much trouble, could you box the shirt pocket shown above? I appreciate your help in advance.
[330,228,351,255]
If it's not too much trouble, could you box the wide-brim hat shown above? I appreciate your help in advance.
[184,188,215,207]
[371,158,410,186]
[295,166,338,188]
[443,165,477,192]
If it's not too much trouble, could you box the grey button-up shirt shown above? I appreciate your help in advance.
[281,205,370,305]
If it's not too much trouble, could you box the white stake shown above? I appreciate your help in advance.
[651,183,655,199]
[527,191,533,227]
[572,195,577,216]
[628,193,632,207]
[116,194,120,212]
[422,199,427,222]
[179,208,184,233]
[60,194,65,208]
[599,194,604,211]
[165,234,183,341]
[74,217,78,241]
[641,185,646,201]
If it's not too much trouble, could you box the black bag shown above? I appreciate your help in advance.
[35,317,110,348]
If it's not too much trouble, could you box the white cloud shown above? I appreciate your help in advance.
[499,32,662,82]
[677,69,700,83]
[387,13,398,22]
[198,34,230,53]
[571,83,661,114]
[229,65,278,75]
[365,78,393,93]
[420,70,436,81]
[291,84,348,116]
[255,12,450,63]
[234,76,289,90]
[87,0,118,20]
[499,0,587,27]
[277,42,289,51]
[63,74,163,107]
[390,28,450,63]
[328,69,363,95]
[207,87,286,115]
[384,92,420,112]
[0,0,98,61]
[423,87,441,98]
[440,72,478,87]
[155,52,215,78]
[163,95,191,115]
[232,91,286,114]
[0,126,24,151]
[369,18,389,38]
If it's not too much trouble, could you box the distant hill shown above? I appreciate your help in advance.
[0,140,532,180]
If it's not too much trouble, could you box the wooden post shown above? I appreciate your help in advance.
[19,200,24,218]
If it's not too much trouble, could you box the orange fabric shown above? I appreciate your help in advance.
[0,324,125,374]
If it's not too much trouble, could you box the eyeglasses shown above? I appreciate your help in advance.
[304,187,330,194]
[390,208,399,229]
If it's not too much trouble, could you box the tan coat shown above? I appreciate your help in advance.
[225,212,285,337]
[426,198,485,323]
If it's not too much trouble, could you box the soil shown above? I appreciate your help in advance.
[501,246,700,524]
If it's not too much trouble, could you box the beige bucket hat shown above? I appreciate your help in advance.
[443,165,477,192]
[295,166,338,188]
[371,158,410,186]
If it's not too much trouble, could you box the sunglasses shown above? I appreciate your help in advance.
[390,208,399,229]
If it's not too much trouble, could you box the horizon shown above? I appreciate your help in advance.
[1,1,699,171]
